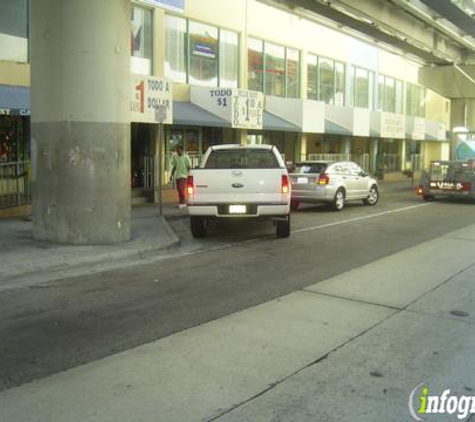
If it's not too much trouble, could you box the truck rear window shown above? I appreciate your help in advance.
[204,149,281,169]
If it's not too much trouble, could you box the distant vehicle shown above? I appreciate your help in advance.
[417,160,475,201]
[289,160,379,211]
[186,144,291,238]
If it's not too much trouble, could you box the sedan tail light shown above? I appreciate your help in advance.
[186,175,194,195]
[317,174,330,185]
[282,174,290,194]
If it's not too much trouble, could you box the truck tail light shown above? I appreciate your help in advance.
[187,175,194,196]
[282,175,290,194]
[318,174,330,185]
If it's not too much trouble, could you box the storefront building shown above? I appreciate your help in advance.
[0,0,451,207]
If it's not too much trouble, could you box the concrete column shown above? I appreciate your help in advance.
[31,0,131,244]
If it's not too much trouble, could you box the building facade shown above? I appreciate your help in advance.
[0,0,452,207]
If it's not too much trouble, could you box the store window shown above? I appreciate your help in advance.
[377,75,384,111]
[353,67,371,109]
[248,38,301,98]
[406,83,426,117]
[0,116,27,163]
[0,0,28,62]
[378,74,402,113]
[307,54,318,100]
[248,38,264,92]
[318,58,334,104]
[335,62,345,106]
[165,17,239,88]
[164,15,187,83]
[384,77,396,113]
[219,30,239,88]
[202,127,223,151]
[265,42,285,96]
[131,6,153,75]
[189,21,218,87]
[395,80,403,114]
[286,48,300,98]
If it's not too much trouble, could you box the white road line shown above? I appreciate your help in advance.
[292,203,432,234]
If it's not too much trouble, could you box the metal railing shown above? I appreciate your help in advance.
[308,153,351,162]
[0,161,31,208]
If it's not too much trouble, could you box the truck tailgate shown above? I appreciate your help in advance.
[189,168,286,204]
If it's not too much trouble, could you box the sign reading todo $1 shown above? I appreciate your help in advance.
[131,74,173,124]
[191,87,263,130]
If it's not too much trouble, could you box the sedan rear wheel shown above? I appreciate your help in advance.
[331,188,345,211]
[363,185,379,206]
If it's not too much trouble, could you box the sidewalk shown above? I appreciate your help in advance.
[1,222,474,421]
[0,202,186,288]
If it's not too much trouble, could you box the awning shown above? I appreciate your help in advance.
[0,84,30,116]
[173,101,231,128]
[263,111,300,132]
[324,119,353,136]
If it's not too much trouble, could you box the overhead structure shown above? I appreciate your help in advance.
[258,0,475,66]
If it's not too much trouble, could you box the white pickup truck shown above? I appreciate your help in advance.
[186,144,291,238]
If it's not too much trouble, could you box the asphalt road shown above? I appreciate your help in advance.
[2,185,475,392]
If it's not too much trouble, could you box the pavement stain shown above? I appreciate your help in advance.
[369,371,384,378]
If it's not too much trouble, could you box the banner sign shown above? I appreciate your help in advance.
[191,87,263,129]
[0,108,30,116]
[131,74,173,124]
[381,113,405,139]
[456,132,475,160]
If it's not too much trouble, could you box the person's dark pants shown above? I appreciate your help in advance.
[176,177,187,204]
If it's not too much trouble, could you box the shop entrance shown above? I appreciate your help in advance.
[0,115,30,208]
[131,123,154,192]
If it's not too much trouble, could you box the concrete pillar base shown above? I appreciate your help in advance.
[32,122,131,244]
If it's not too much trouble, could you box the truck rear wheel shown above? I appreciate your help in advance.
[190,216,207,238]
[276,215,290,238]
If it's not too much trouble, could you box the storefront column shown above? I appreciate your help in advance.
[31,0,131,244]
[343,137,351,155]
[400,140,407,171]
[237,129,248,145]
[370,138,379,174]
[298,133,307,162]
[153,124,166,204]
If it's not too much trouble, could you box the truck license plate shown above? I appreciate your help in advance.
[229,205,247,214]
[297,177,308,184]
